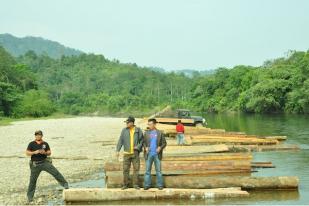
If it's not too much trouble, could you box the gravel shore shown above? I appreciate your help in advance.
[0,117,143,205]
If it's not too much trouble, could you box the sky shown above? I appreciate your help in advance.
[1,0,309,70]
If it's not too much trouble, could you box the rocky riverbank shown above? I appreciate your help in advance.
[0,117,139,205]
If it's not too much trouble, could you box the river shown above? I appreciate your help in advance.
[202,113,309,205]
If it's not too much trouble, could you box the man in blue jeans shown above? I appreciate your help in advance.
[143,118,167,190]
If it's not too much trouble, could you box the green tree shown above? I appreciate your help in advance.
[13,90,55,117]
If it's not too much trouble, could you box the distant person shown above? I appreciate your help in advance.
[26,130,68,203]
[116,116,144,190]
[176,120,185,145]
[143,118,167,190]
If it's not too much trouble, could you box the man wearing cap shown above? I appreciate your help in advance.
[116,116,144,190]
[26,130,68,203]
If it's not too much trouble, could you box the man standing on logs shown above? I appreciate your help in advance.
[116,116,144,190]
[143,118,167,190]
[176,119,185,145]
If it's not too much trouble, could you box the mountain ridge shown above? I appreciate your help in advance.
[0,33,83,59]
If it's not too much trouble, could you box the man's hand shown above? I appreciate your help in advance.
[26,150,41,156]
[156,147,161,153]
[39,149,46,154]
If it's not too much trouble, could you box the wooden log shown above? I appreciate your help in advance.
[106,175,299,190]
[189,134,286,141]
[165,144,229,155]
[190,134,285,142]
[63,187,249,202]
[104,159,251,172]
[106,170,254,176]
[258,136,287,141]
[228,144,300,152]
[251,162,275,168]
[190,135,279,145]
[105,161,268,171]
[117,152,252,161]
[104,161,267,174]
[163,153,253,161]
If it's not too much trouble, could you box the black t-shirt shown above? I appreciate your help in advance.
[27,141,50,161]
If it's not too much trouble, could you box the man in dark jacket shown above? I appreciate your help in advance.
[116,116,144,190]
[143,118,167,190]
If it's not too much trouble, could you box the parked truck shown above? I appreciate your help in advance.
[155,109,206,127]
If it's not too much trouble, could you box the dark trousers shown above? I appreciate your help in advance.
[123,151,140,187]
[27,160,68,201]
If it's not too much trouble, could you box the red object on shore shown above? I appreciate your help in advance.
[176,123,185,133]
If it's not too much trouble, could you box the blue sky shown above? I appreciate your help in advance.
[1,0,309,70]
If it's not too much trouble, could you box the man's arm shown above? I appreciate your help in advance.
[136,128,144,151]
[160,132,167,150]
[26,143,40,156]
[116,130,124,155]
[143,132,149,153]
[42,143,51,156]
[26,150,39,156]
[156,131,166,153]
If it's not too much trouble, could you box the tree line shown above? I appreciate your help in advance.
[1,45,309,118]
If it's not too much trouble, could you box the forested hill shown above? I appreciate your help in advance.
[0,37,309,118]
[0,33,83,59]
[0,46,191,117]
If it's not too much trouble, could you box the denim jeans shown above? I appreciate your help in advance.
[144,154,163,188]
[176,133,185,145]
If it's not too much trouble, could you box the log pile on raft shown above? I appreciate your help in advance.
[64,117,300,203]
[157,123,299,151]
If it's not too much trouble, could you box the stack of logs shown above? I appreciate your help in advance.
[158,123,299,152]
[64,122,300,202]
[103,123,299,197]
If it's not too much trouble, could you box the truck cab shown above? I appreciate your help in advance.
[176,109,206,126]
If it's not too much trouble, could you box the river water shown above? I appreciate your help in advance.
[70,113,309,205]
[202,113,309,205]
